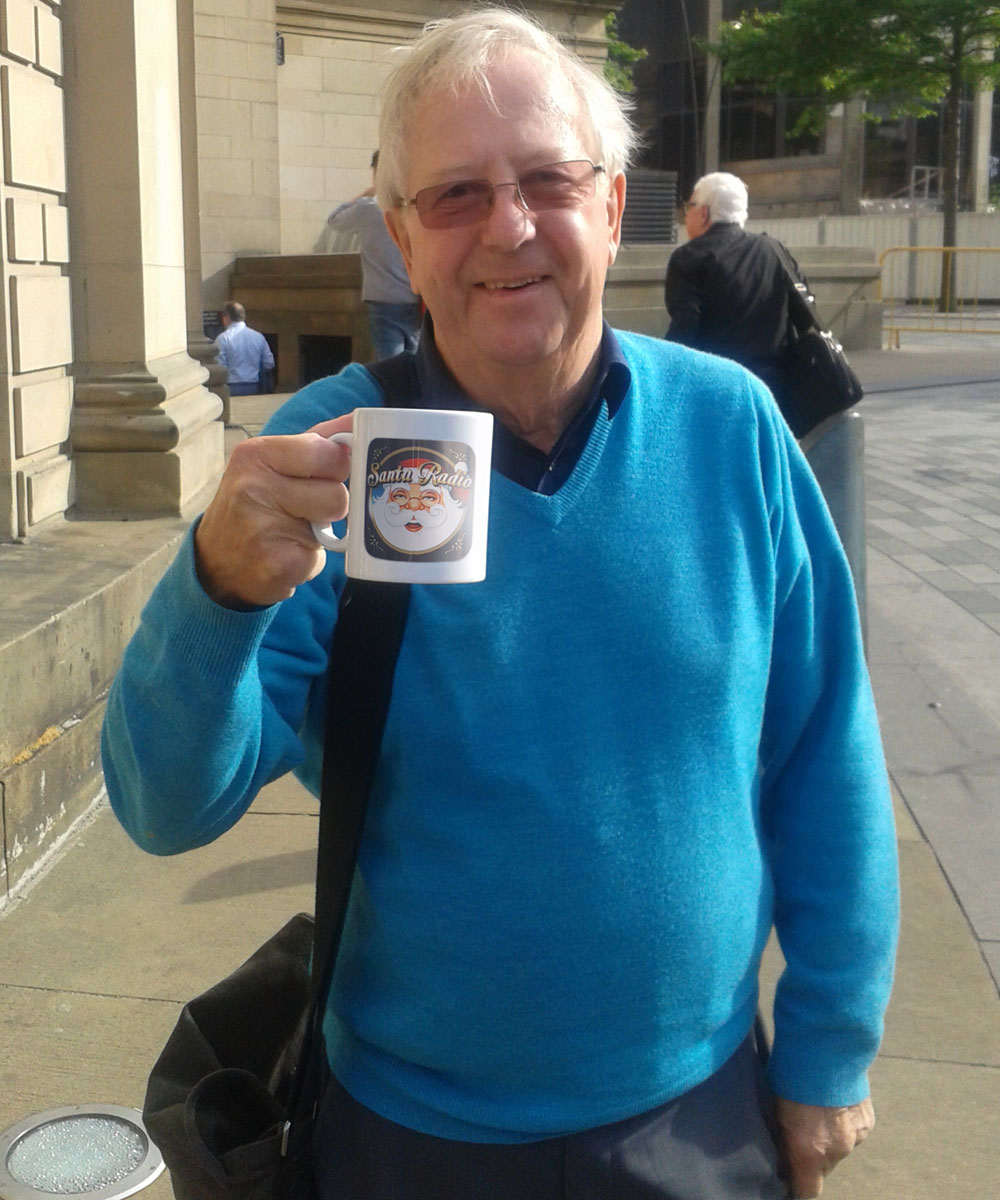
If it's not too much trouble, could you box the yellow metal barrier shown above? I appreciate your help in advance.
[877,246,1000,348]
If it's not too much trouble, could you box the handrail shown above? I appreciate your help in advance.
[877,246,1000,347]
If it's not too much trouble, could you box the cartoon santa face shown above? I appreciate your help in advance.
[366,452,471,558]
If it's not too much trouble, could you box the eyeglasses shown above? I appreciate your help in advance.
[682,200,703,214]
[399,160,606,230]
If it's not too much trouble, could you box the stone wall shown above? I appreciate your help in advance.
[194,0,282,309]
[275,5,420,256]
[232,242,882,393]
[0,519,188,904]
[195,2,614,298]
[0,0,73,540]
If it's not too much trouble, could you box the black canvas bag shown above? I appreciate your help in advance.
[142,579,410,1199]
[764,238,864,439]
[142,357,418,1199]
[142,914,315,1199]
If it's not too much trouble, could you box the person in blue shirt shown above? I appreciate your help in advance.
[214,301,275,395]
[103,8,898,1198]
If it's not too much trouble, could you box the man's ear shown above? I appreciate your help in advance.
[384,209,420,294]
[607,171,626,265]
[384,209,413,273]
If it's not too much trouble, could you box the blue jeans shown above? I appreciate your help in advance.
[367,301,422,360]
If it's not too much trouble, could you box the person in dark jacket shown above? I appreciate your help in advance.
[665,172,808,427]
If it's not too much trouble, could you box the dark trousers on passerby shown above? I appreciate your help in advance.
[367,301,422,360]
[313,1035,787,1199]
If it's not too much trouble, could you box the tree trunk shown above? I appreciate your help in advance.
[938,29,963,312]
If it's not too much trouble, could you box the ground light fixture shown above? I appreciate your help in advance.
[0,1105,164,1199]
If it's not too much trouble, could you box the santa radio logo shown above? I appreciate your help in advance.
[364,439,476,562]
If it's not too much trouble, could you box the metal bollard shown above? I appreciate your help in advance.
[800,409,867,648]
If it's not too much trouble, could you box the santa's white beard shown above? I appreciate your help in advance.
[373,500,464,553]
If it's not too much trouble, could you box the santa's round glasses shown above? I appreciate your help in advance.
[399,160,605,230]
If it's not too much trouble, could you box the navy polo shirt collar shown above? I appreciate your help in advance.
[412,320,631,494]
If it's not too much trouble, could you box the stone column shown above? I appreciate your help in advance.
[176,0,230,422]
[63,0,223,517]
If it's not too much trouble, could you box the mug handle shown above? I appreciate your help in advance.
[311,431,352,551]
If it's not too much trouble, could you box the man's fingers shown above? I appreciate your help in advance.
[775,1097,875,1199]
[260,471,350,528]
[192,424,356,609]
[221,432,352,527]
[782,1131,828,1197]
[309,412,355,442]
[244,428,351,482]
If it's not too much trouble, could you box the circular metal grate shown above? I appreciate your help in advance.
[0,1106,164,1200]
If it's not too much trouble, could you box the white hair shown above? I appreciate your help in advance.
[691,172,749,227]
[375,7,639,209]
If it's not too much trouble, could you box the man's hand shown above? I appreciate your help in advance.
[194,414,353,609]
[774,1096,875,1198]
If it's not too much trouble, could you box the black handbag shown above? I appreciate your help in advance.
[766,239,864,439]
[141,578,411,1199]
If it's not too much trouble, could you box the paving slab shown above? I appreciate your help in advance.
[884,843,1000,1066]
[0,985,179,1158]
[867,553,1000,725]
[757,827,1000,1198]
[860,362,1000,980]
[0,774,316,1198]
[821,1056,1000,1200]
[2,803,317,1003]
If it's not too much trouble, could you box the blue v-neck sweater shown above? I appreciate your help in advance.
[104,332,897,1142]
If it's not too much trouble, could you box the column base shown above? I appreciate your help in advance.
[188,334,232,425]
[71,351,224,516]
[73,420,223,517]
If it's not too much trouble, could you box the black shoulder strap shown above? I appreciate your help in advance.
[283,578,409,1160]
[364,352,421,407]
[766,235,821,335]
[311,579,411,991]
[309,353,419,992]
[283,365,415,1158]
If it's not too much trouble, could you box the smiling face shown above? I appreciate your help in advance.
[385,50,625,407]
[387,482,446,534]
[369,475,466,556]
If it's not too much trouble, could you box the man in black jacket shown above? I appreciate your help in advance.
[665,172,807,423]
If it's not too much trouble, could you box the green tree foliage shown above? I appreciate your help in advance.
[710,1,1000,306]
[603,11,648,94]
[716,1,999,128]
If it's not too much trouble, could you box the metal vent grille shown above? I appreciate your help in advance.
[621,170,678,244]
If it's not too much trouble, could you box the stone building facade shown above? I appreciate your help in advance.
[0,1,612,542]
[0,2,614,898]
[1,0,73,539]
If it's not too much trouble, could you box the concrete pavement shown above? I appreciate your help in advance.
[2,337,1000,1198]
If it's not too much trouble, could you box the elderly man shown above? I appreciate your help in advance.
[665,172,825,434]
[103,10,897,1200]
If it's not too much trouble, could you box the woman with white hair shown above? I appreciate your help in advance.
[665,172,818,433]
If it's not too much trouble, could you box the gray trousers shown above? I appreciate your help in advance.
[313,1035,788,1199]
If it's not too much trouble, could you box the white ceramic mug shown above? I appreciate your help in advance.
[311,407,493,584]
